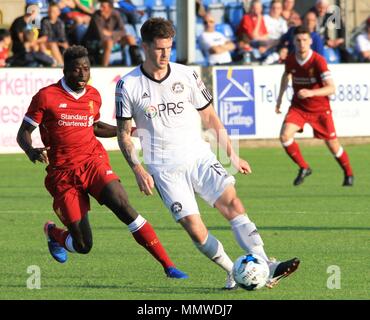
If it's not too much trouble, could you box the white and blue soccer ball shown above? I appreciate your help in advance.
[232,254,270,291]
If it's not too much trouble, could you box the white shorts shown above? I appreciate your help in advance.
[152,153,236,222]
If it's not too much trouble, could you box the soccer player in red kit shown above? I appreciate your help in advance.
[275,26,354,186]
[16,45,188,279]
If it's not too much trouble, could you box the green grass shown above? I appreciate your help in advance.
[0,145,369,300]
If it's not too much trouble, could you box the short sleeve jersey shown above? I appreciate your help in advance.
[24,78,106,169]
[285,50,332,113]
[115,63,213,173]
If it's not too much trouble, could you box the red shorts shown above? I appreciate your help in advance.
[284,107,337,140]
[45,155,119,226]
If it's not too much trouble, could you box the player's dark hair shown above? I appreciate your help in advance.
[98,0,113,7]
[0,28,10,42]
[140,18,175,44]
[63,45,89,69]
[294,26,311,37]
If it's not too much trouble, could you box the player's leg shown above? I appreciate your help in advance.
[280,121,312,185]
[98,180,188,278]
[214,185,300,287]
[325,139,354,186]
[154,169,236,288]
[178,214,237,289]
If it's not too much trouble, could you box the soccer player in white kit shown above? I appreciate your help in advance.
[116,18,300,289]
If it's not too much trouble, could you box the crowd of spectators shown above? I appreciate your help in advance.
[0,0,369,67]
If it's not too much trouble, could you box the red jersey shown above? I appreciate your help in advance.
[0,47,9,67]
[285,50,332,113]
[24,79,107,169]
[237,14,268,40]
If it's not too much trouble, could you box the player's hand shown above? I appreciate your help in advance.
[297,89,314,99]
[133,165,154,196]
[231,155,252,175]
[26,147,50,164]
[275,102,282,114]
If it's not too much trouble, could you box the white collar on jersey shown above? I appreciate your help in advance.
[61,77,86,100]
[295,49,313,66]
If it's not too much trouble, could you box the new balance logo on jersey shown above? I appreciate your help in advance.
[106,170,113,175]
[59,103,67,108]
[142,92,150,99]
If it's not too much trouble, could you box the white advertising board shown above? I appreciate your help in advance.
[213,64,370,139]
[0,65,202,154]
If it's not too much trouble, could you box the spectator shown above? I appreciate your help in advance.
[264,0,288,41]
[0,29,11,67]
[83,0,142,66]
[281,0,301,27]
[9,3,40,57]
[39,3,69,66]
[198,13,235,65]
[116,0,145,25]
[279,11,324,58]
[262,0,288,64]
[237,0,271,61]
[355,17,370,62]
[310,0,351,62]
[196,0,206,20]
[58,0,94,44]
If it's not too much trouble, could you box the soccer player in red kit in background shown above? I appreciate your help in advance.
[275,26,354,186]
[16,45,188,279]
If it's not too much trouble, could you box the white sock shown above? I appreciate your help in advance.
[65,234,76,253]
[230,215,269,262]
[194,233,234,273]
[127,215,146,233]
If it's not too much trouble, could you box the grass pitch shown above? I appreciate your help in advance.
[0,144,369,300]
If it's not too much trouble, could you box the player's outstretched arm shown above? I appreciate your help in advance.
[276,71,290,114]
[117,119,154,195]
[16,121,49,164]
[199,105,252,175]
[93,121,117,138]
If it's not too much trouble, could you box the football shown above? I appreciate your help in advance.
[232,254,270,291]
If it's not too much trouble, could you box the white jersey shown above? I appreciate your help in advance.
[198,31,233,65]
[115,62,213,174]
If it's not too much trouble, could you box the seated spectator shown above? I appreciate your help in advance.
[264,0,288,42]
[9,2,41,58]
[281,0,301,27]
[196,0,207,21]
[198,13,235,65]
[262,0,288,64]
[9,26,55,66]
[356,17,370,62]
[0,29,11,67]
[310,0,351,62]
[39,3,69,66]
[279,11,324,61]
[116,0,146,25]
[83,0,142,66]
[57,0,94,44]
[237,0,271,61]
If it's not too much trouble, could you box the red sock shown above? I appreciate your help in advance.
[336,150,353,176]
[132,221,174,269]
[284,141,309,169]
[49,226,69,249]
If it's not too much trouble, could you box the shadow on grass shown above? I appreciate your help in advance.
[0,283,232,295]
[96,225,370,232]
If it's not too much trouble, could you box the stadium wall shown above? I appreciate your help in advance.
[0,64,369,154]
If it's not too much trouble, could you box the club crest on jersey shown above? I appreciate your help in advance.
[171,202,182,214]
[172,82,184,94]
[88,101,94,114]
[144,105,158,119]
